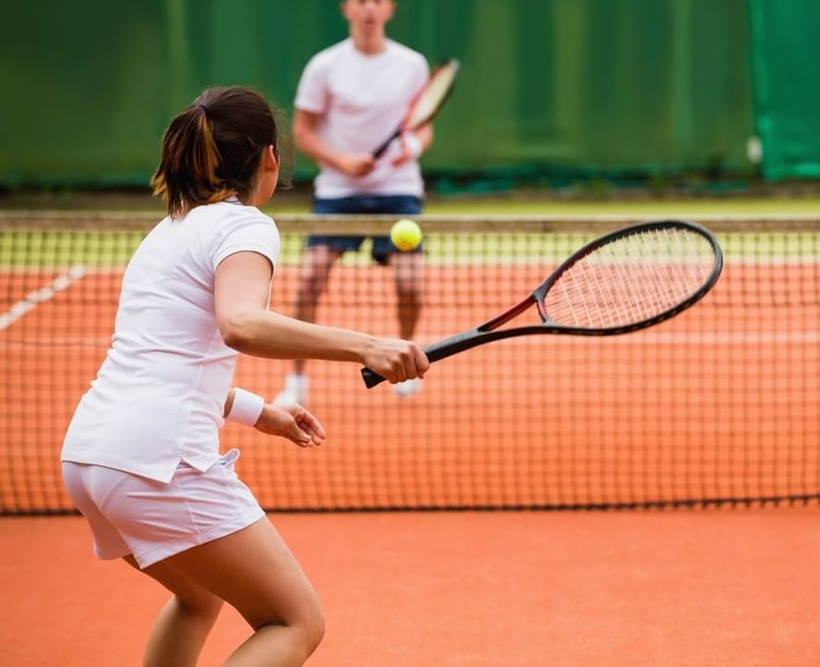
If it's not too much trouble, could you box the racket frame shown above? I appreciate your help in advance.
[362,220,723,387]
[372,58,460,159]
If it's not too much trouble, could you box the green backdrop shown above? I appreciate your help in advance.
[0,0,815,187]
[748,0,820,180]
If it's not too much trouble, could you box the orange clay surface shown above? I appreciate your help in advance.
[2,257,820,664]
[2,510,820,666]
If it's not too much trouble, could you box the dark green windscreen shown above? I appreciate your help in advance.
[0,0,759,187]
[748,0,820,180]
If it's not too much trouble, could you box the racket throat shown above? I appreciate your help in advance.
[479,295,537,331]
[422,327,540,363]
[423,329,491,362]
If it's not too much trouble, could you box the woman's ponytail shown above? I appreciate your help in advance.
[151,87,282,218]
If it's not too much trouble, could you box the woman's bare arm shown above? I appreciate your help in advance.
[214,251,428,383]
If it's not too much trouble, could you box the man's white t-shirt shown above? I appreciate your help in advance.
[295,38,429,199]
[61,200,280,483]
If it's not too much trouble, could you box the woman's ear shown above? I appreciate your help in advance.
[264,144,279,172]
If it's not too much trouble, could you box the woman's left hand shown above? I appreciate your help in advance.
[254,402,327,448]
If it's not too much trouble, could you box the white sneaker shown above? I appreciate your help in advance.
[274,373,308,406]
[392,378,422,397]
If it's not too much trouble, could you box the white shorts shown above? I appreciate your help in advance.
[62,449,265,569]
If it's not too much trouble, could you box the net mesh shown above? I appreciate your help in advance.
[1,212,818,514]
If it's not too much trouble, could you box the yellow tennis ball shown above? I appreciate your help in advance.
[390,219,423,251]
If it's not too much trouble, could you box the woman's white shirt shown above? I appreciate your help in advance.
[61,201,280,482]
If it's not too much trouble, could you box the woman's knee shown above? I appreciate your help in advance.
[296,604,325,655]
[255,594,325,651]
[176,591,224,622]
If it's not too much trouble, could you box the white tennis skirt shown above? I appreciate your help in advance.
[62,449,265,569]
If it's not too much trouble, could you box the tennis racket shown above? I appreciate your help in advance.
[372,58,460,159]
[362,220,723,388]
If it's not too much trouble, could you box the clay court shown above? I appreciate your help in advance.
[2,218,819,665]
[2,509,820,666]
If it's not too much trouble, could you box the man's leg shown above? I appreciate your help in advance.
[275,245,342,404]
[390,250,424,396]
[391,251,423,340]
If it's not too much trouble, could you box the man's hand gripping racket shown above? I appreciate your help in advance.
[362,220,723,388]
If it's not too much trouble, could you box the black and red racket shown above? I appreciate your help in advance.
[362,220,723,388]
[372,58,460,159]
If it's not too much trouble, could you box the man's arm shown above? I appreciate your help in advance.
[293,109,375,177]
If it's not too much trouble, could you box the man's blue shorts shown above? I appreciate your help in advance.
[307,195,423,265]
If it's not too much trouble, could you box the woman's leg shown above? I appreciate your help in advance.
[156,517,324,667]
[125,555,223,667]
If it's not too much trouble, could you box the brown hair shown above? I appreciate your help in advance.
[151,86,286,218]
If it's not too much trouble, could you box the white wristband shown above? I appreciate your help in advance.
[403,132,423,158]
[226,388,265,426]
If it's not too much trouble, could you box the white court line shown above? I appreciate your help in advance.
[0,265,87,331]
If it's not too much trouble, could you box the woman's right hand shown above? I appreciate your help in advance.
[362,338,430,384]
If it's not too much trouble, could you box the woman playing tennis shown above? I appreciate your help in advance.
[61,86,428,666]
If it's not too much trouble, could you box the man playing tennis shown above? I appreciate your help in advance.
[275,0,433,405]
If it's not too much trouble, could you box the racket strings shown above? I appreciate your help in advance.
[544,227,716,328]
[407,64,458,128]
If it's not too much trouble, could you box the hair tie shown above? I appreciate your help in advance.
[196,104,208,115]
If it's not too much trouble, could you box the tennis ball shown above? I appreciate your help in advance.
[390,219,423,252]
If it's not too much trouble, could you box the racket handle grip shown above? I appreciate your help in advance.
[360,330,481,389]
[361,367,387,388]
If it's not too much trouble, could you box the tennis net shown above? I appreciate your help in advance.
[1,212,818,513]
